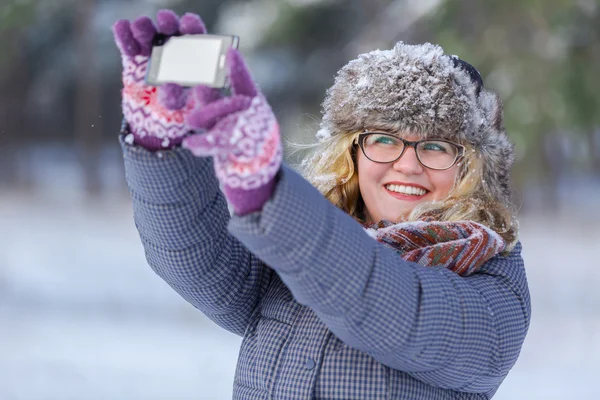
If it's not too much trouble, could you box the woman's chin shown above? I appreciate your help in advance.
[366,200,427,223]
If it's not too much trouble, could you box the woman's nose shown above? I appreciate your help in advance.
[392,147,423,175]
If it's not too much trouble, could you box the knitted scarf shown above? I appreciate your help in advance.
[363,220,505,276]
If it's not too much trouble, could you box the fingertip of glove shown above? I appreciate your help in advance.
[226,49,258,98]
[180,13,207,35]
[158,83,188,110]
[131,16,156,39]
[112,19,129,33]
[131,16,157,55]
[156,9,180,35]
[112,19,140,56]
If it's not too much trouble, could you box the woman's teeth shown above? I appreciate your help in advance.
[385,184,427,196]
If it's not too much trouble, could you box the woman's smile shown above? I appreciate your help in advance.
[383,182,430,201]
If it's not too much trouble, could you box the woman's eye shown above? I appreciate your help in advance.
[372,136,397,145]
[422,142,448,152]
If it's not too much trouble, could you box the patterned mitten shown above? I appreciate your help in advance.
[182,49,282,216]
[112,10,223,150]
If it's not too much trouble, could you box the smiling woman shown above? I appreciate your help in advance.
[301,47,517,247]
[115,10,530,399]
[303,126,516,244]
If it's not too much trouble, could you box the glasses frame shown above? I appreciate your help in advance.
[357,131,465,171]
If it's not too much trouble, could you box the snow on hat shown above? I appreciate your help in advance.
[317,42,515,205]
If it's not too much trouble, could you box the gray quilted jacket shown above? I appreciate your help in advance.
[121,138,531,399]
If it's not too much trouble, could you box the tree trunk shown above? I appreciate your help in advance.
[589,129,600,176]
[0,31,31,190]
[74,0,102,197]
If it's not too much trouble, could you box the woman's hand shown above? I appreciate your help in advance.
[112,10,223,150]
[113,9,282,214]
[182,49,282,216]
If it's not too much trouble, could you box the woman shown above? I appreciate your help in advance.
[113,9,530,399]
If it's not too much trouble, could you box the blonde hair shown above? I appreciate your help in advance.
[296,131,518,252]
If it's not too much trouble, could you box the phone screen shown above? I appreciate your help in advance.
[146,34,239,88]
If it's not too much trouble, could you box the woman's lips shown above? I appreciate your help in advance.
[384,186,428,201]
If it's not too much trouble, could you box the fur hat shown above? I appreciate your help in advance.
[317,42,515,206]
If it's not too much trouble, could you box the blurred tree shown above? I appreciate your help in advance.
[0,0,35,188]
[248,0,599,210]
[74,0,102,196]
[0,0,35,38]
[0,0,598,208]
[423,0,600,209]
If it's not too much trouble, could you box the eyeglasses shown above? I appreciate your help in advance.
[357,132,465,170]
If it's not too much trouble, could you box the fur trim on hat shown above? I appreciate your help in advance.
[318,42,515,205]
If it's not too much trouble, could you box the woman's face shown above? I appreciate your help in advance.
[357,133,460,223]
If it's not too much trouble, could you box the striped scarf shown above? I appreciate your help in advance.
[363,220,505,276]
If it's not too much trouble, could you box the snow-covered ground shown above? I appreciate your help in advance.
[1,187,599,399]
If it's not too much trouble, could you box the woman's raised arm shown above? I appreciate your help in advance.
[114,10,272,336]
[120,135,272,337]
[228,165,531,392]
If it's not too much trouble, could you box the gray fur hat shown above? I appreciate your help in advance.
[317,42,515,206]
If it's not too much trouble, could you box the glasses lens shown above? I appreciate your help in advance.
[416,140,459,169]
[362,133,404,163]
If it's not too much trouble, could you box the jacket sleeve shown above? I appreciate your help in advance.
[228,165,531,392]
[120,136,272,337]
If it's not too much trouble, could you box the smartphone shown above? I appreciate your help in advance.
[146,34,240,88]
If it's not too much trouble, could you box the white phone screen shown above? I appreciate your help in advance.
[147,34,239,88]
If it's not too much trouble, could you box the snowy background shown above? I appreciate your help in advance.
[2,0,600,399]
[1,147,599,400]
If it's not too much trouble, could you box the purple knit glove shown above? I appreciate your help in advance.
[112,10,222,150]
[182,49,282,215]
